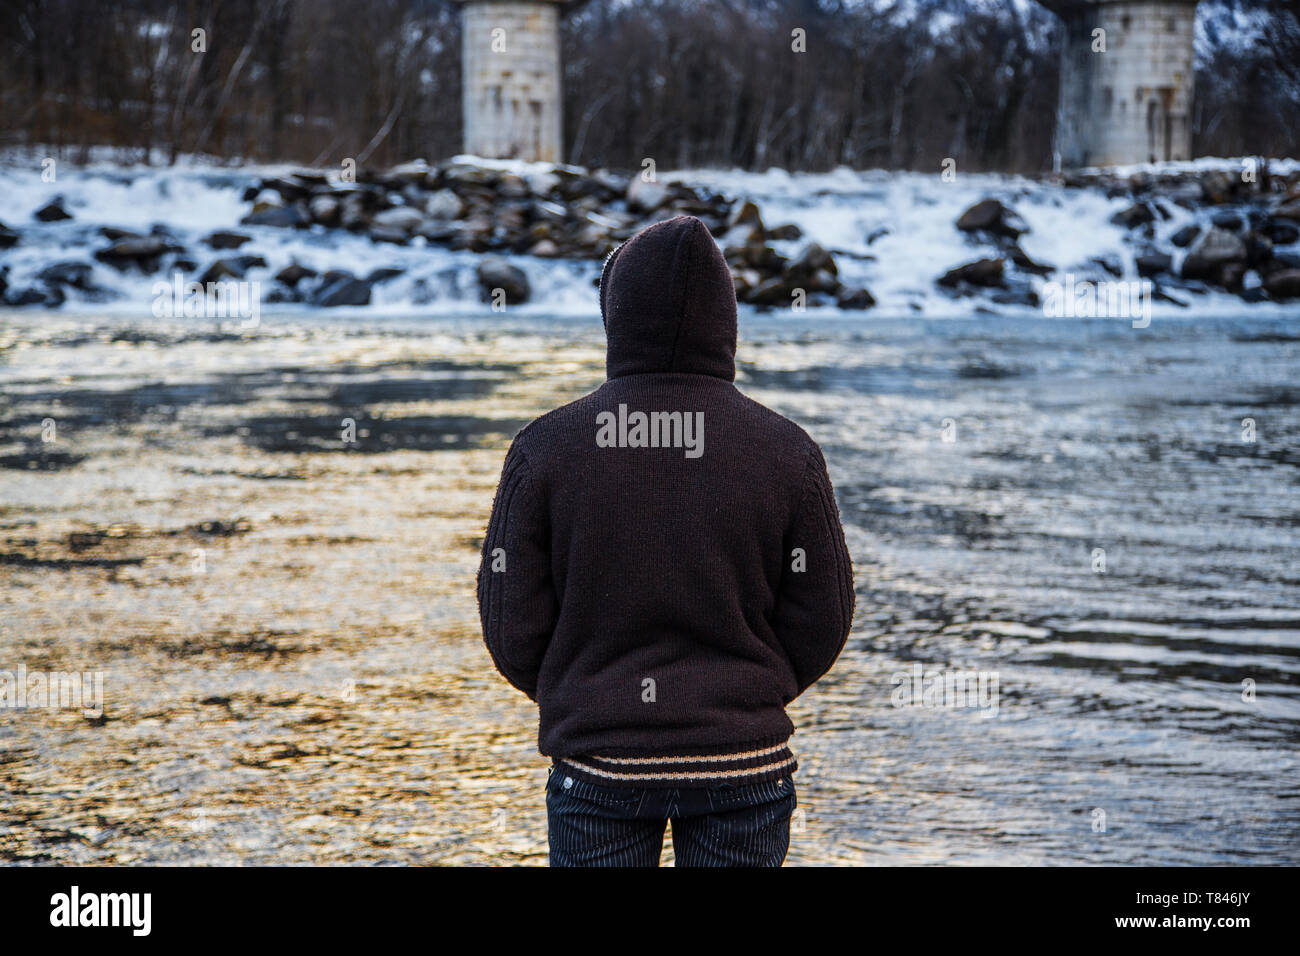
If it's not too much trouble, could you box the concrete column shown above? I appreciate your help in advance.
[460,0,564,163]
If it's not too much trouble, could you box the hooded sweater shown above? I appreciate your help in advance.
[477,214,855,789]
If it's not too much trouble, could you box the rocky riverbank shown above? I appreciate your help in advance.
[1,155,1298,315]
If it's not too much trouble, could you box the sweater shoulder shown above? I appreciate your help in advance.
[504,388,606,457]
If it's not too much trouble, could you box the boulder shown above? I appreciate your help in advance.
[0,222,20,249]
[275,263,318,286]
[476,257,530,304]
[767,223,803,241]
[835,287,876,310]
[309,194,341,226]
[1135,252,1173,278]
[783,242,837,279]
[1263,268,1300,300]
[1265,218,1300,245]
[34,198,73,222]
[198,255,266,284]
[366,267,404,284]
[1181,227,1247,281]
[1170,224,1201,248]
[1009,244,1053,275]
[100,226,143,241]
[424,188,464,220]
[94,235,179,270]
[626,178,670,213]
[955,199,1027,239]
[37,261,96,290]
[938,257,1005,288]
[240,204,311,228]
[313,273,371,307]
[372,205,425,233]
[1110,202,1155,229]
[205,230,252,250]
[368,225,410,245]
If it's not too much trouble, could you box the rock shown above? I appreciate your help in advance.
[1200,170,1238,205]
[1272,198,1300,222]
[198,255,266,284]
[990,285,1040,307]
[1135,252,1173,277]
[767,223,803,241]
[784,242,837,279]
[1244,232,1273,267]
[1211,211,1244,231]
[368,225,410,245]
[372,205,425,233]
[205,230,252,250]
[626,178,670,213]
[938,257,1005,288]
[523,169,561,198]
[528,239,561,258]
[94,235,178,270]
[1219,261,1247,291]
[1263,268,1300,300]
[1181,227,1247,281]
[746,276,798,306]
[260,175,315,203]
[727,200,763,231]
[1090,255,1123,278]
[99,226,142,241]
[366,267,404,284]
[309,195,341,226]
[476,257,530,304]
[955,199,1027,239]
[415,219,458,243]
[1265,218,1300,245]
[240,204,311,228]
[313,273,371,307]
[835,287,876,310]
[498,173,530,199]
[7,286,59,306]
[0,222,19,248]
[34,198,73,222]
[37,261,96,290]
[275,263,317,286]
[1110,202,1155,229]
[1170,224,1201,248]
[1009,244,1053,275]
[424,188,464,220]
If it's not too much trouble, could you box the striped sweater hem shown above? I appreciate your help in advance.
[553,740,796,789]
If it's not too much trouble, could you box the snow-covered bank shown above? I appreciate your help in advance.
[1,154,1298,320]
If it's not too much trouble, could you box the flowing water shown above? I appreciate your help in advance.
[1,309,1297,865]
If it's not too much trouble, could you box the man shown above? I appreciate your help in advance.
[477,214,855,866]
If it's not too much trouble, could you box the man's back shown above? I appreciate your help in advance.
[478,215,855,795]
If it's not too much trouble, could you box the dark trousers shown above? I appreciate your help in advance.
[545,765,796,867]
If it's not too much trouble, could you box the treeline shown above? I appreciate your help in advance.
[1,0,1297,172]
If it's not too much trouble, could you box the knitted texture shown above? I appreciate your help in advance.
[478,215,855,788]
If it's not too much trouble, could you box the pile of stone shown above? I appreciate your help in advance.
[935,198,1050,307]
[236,159,875,309]
[1064,164,1300,302]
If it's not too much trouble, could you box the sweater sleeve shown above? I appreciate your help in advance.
[771,441,856,698]
[476,440,557,701]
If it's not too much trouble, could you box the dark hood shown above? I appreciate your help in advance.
[598,215,738,381]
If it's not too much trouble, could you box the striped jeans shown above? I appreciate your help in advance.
[545,765,796,867]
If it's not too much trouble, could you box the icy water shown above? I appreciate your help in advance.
[1,309,1297,865]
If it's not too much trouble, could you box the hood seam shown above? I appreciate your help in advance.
[666,222,694,373]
